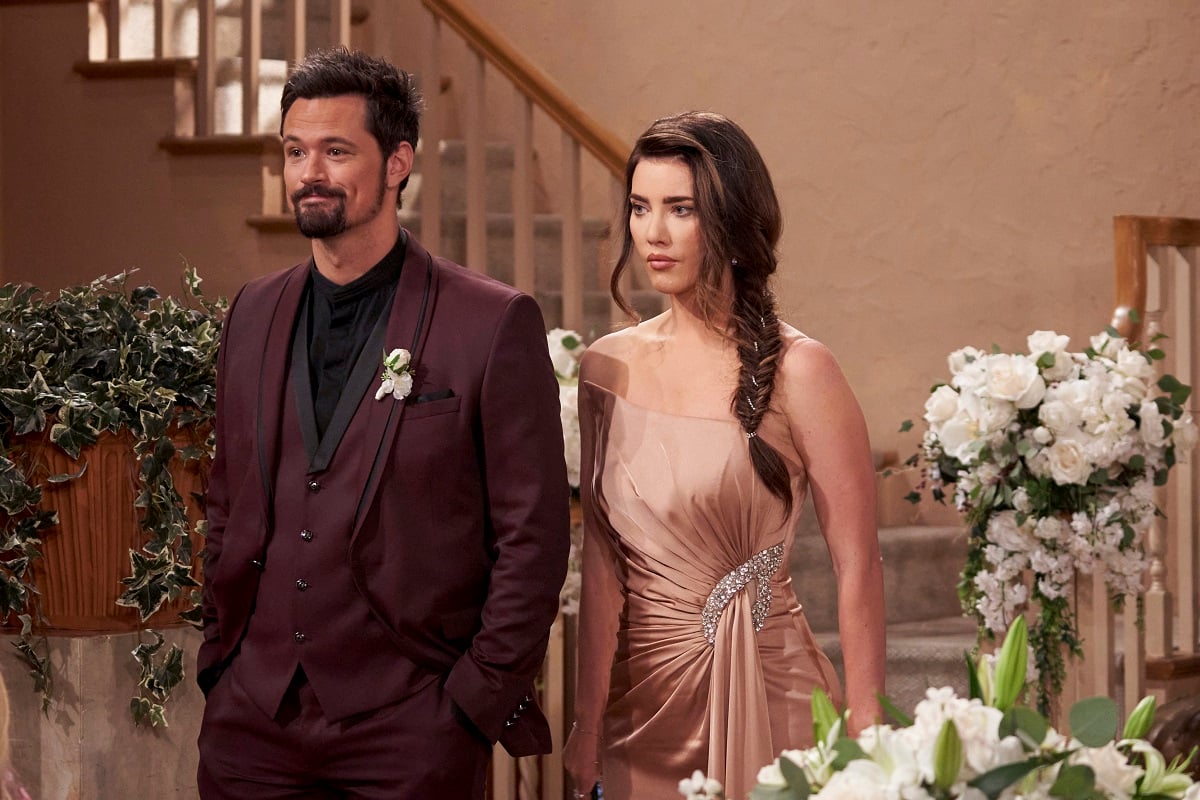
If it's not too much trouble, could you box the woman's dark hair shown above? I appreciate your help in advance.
[280,47,424,205]
[611,111,792,512]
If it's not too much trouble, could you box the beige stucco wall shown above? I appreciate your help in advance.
[387,0,1200,458]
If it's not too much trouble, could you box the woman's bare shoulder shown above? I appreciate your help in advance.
[580,317,664,394]
[777,323,842,382]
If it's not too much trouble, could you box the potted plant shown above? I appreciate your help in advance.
[0,268,225,726]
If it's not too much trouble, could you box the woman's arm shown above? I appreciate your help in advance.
[782,338,886,736]
[563,351,625,793]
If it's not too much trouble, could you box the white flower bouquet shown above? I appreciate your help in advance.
[908,329,1197,710]
[547,327,586,490]
[547,327,586,617]
[681,617,1199,800]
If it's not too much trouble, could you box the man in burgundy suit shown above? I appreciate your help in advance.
[196,48,570,798]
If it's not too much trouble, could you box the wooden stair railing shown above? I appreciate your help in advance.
[89,0,644,335]
[421,0,636,334]
[95,0,355,137]
[1071,215,1200,718]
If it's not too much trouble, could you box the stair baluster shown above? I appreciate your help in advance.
[1108,216,1200,716]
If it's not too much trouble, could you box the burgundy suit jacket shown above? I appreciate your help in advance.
[198,231,571,756]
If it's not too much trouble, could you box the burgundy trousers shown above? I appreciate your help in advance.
[197,667,491,799]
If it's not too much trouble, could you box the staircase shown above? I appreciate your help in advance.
[795,471,975,717]
[70,0,660,340]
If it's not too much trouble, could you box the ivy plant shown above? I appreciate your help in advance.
[0,268,224,725]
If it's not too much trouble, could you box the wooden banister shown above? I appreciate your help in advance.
[420,0,626,178]
[1112,215,1200,342]
[1100,214,1200,720]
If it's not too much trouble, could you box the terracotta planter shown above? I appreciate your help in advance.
[4,427,208,634]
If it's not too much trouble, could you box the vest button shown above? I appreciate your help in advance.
[307,479,321,492]
[295,578,309,591]
[294,632,306,643]
[300,529,314,542]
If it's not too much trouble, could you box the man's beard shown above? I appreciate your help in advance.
[293,187,349,238]
[291,166,388,239]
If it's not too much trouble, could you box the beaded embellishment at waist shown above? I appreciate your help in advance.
[700,543,785,646]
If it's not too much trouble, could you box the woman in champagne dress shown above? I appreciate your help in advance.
[564,112,886,799]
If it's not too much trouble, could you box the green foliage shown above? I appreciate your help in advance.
[749,619,1190,800]
[810,687,839,744]
[130,630,187,727]
[1123,695,1157,741]
[932,719,964,791]
[992,614,1028,712]
[0,269,224,724]
[1070,696,1119,747]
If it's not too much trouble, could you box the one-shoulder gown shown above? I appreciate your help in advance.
[581,381,842,799]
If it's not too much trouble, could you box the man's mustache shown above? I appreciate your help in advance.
[292,185,346,203]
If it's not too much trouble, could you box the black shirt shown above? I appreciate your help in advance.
[306,232,406,439]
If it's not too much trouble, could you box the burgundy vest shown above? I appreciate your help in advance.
[230,375,434,721]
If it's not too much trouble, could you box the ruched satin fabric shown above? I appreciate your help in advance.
[583,382,842,799]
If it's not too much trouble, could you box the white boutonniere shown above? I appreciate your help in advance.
[375,348,414,401]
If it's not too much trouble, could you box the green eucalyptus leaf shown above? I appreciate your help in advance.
[777,756,810,793]
[1047,763,1095,798]
[1158,374,1192,407]
[830,738,867,770]
[1068,696,1118,747]
[968,759,1044,800]
[999,706,1048,747]
[968,751,1070,800]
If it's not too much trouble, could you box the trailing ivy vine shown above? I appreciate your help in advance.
[0,268,224,725]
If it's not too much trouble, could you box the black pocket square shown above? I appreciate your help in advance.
[411,388,455,405]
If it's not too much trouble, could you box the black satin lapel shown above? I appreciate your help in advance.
[307,287,395,473]
[257,265,311,508]
[290,293,320,465]
[352,238,438,533]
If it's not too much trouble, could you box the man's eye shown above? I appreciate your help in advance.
[329,148,344,156]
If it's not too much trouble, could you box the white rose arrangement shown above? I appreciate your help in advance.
[547,327,587,616]
[681,617,1200,800]
[547,327,586,489]
[908,328,1197,711]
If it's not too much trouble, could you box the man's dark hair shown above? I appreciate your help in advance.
[281,47,424,199]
